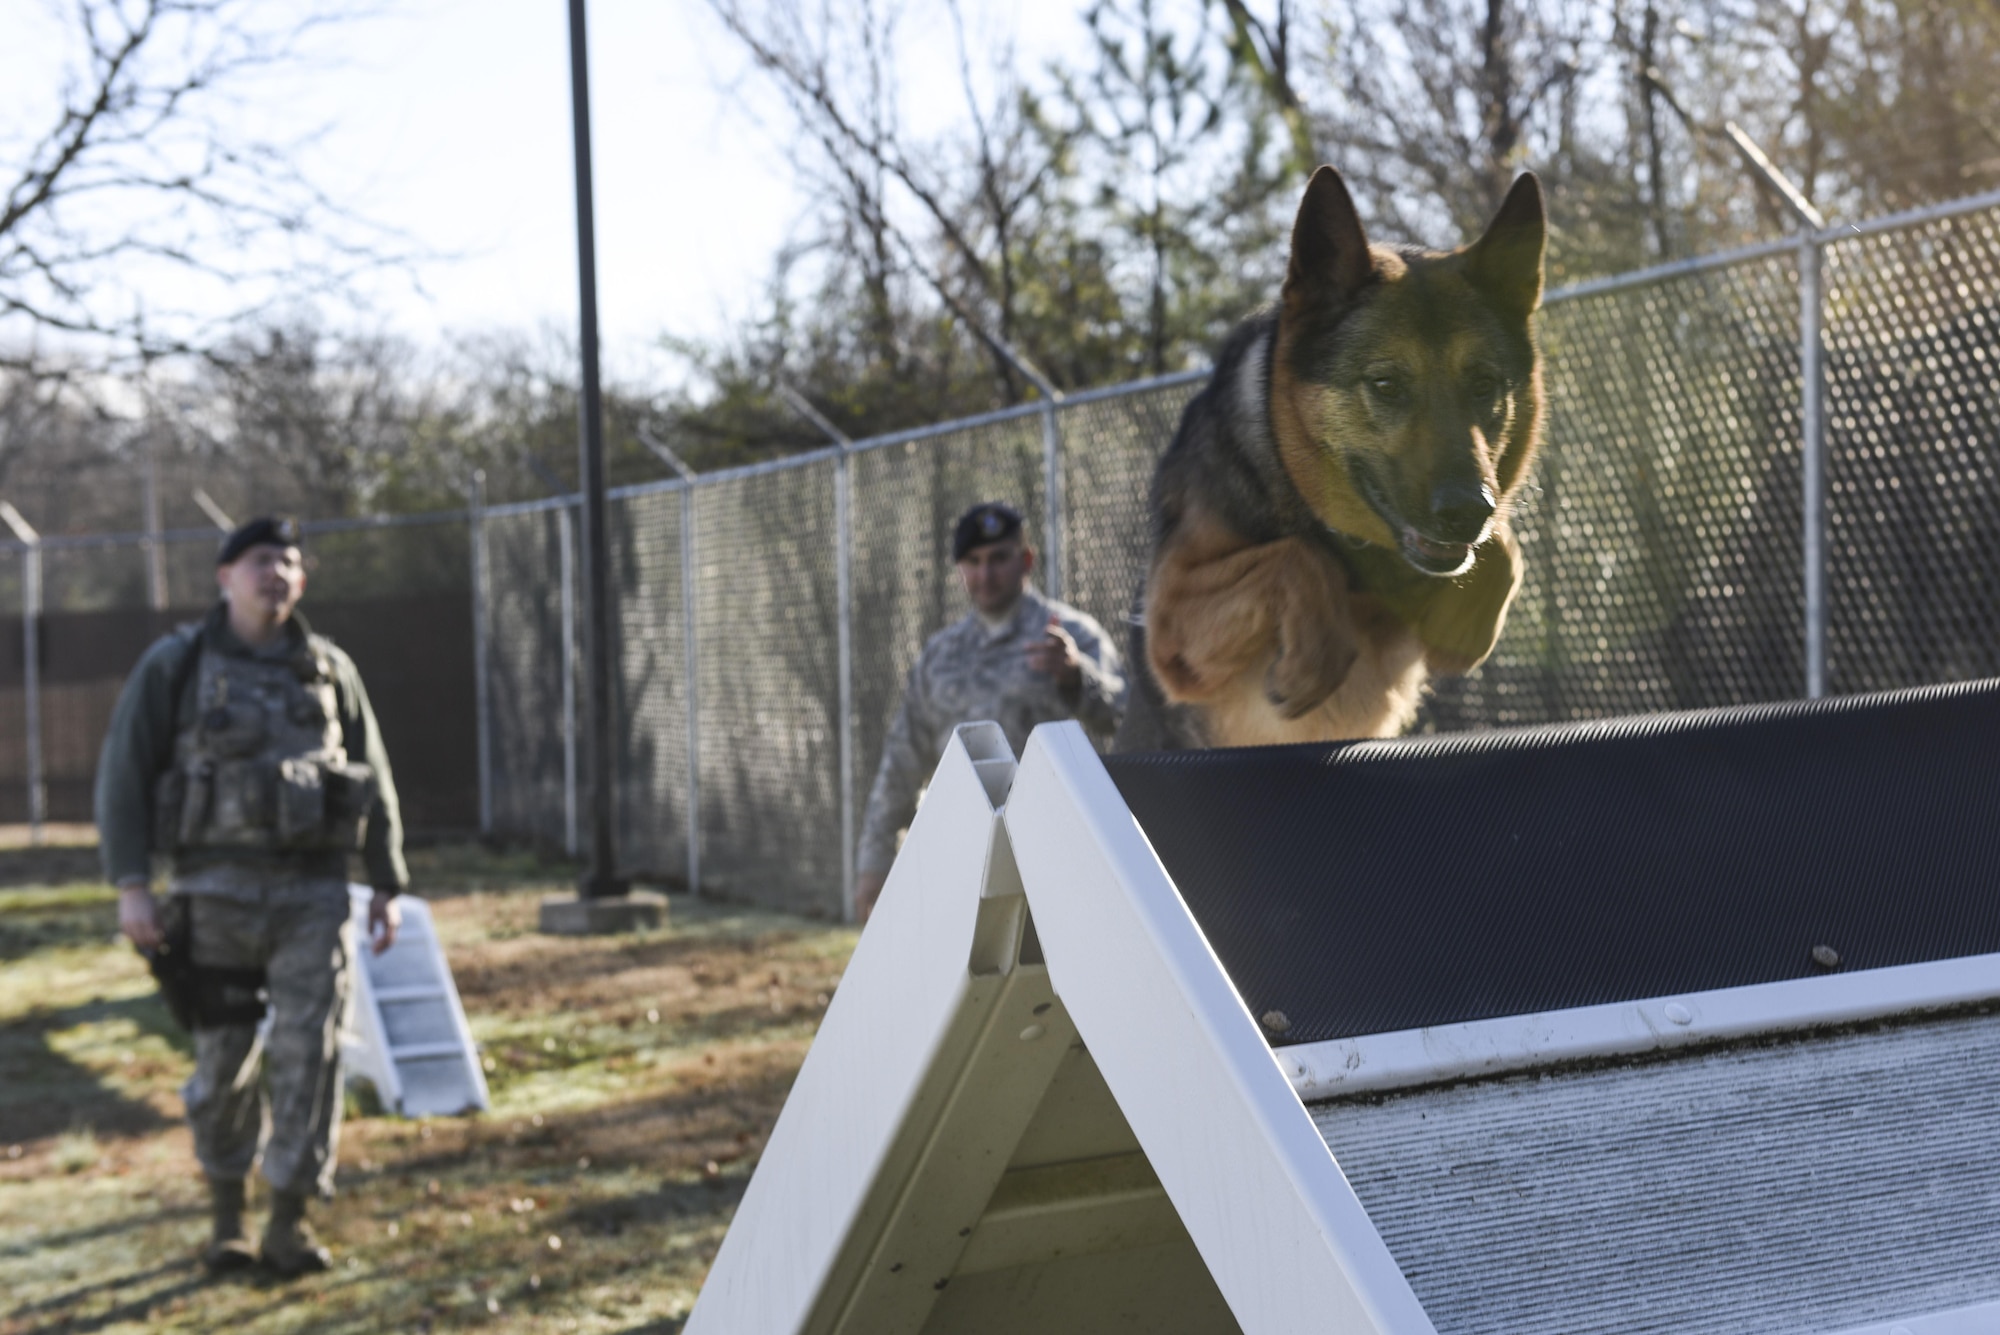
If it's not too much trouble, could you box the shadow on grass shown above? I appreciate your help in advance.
[18,1228,498,1335]
[4,1076,758,1334]
[365,1050,795,1188]
[25,1275,216,1335]
[0,1203,202,1261]
[0,993,184,1143]
[182,1269,396,1328]
[0,896,119,964]
[4,1256,202,1326]
[552,1174,751,1239]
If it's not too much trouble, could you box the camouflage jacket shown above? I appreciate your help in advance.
[94,602,410,898]
[857,587,1125,874]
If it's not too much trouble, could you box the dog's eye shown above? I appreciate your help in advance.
[1367,374,1406,403]
[1468,372,1504,402]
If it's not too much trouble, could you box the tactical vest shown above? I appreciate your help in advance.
[153,629,377,854]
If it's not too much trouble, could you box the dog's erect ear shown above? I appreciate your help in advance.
[1464,172,1546,318]
[1284,166,1374,307]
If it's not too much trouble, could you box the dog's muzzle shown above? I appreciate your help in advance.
[1399,528,1476,576]
[1352,466,1484,576]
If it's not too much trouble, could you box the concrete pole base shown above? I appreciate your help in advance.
[538,889,668,936]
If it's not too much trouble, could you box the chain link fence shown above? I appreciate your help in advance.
[479,186,2000,920]
[0,512,476,831]
[1822,212,2000,691]
[5,188,1996,914]
[482,504,574,849]
[1426,247,1811,728]
[609,486,692,893]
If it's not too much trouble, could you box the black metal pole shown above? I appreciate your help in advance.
[568,0,625,898]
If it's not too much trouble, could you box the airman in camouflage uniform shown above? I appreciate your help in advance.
[98,516,408,1278]
[855,503,1126,918]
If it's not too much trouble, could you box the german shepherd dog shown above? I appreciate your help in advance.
[1113,166,1547,751]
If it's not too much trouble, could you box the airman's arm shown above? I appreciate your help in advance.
[856,662,939,879]
[334,653,410,897]
[1061,614,1129,744]
[95,634,193,889]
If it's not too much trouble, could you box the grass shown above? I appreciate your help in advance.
[0,844,859,1333]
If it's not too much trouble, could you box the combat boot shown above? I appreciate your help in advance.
[203,1177,258,1273]
[260,1189,333,1277]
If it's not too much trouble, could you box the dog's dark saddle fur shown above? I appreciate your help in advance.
[1117,315,1304,752]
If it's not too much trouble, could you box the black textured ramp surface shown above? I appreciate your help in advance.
[1101,680,2000,1047]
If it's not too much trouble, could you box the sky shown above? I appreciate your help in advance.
[3,0,1089,387]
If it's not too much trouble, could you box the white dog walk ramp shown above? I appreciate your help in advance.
[341,884,490,1118]
[686,681,2000,1334]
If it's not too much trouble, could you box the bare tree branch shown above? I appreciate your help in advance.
[705,0,1077,396]
[0,0,415,382]
[1215,0,1320,172]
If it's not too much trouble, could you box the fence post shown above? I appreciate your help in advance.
[0,504,44,845]
[775,386,859,919]
[681,483,700,896]
[636,426,705,897]
[468,472,493,837]
[142,441,168,611]
[1040,402,1064,601]
[1714,120,1830,699]
[1800,235,1827,699]
[25,541,41,842]
[558,501,580,856]
[834,450,856,921]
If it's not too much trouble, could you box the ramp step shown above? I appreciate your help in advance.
[387,1040,472,1061]
[372,985,448,1003]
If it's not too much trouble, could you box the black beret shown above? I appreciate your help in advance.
[952,502,1024,561]
[217,515,304,566]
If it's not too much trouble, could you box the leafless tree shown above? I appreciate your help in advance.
[0,0,409,384]
[1688,0,2000,217]
[1215,0,1319,174]
[704,0,1093,398]
[1305,0,1597,247]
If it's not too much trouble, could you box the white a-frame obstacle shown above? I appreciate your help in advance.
[341,884,489,1118]
[687,682,2000,1335]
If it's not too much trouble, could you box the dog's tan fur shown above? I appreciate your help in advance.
[1115,167,1546,751]
[1145,504,1433,741]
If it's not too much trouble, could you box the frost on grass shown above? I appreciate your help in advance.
[51,1124,100,1174]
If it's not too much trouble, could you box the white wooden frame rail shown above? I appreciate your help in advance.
[1004,724,1434,1335]
[686,722,1072,1334]
[685,721,1429,1335]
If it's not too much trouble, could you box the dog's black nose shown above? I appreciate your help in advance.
[1429,482,1496,544]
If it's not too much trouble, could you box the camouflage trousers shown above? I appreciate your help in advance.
[171,884,353,1198]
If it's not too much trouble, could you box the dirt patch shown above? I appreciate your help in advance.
[0,847,858,1333]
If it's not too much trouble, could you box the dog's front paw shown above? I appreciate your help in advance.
[1263,621,1360,718]
[1258,538,1360,717]
[1423,645,1481,676]
[1416,529,1522,675]
[1154,647,1208,698]
[1149,618,1241,703]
